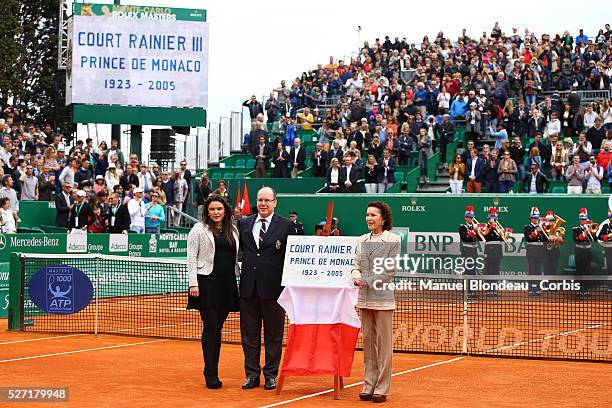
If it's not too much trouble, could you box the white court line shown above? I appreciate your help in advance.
[0,333,87,345]
[0,339,169,363]
[259,356,465,408]
[481,323,605,354]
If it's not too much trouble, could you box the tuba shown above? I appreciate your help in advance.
[548,215,566,239]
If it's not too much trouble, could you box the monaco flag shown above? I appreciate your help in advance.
[277,286,360,377]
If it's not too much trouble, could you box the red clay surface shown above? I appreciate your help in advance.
[1,318,611,408]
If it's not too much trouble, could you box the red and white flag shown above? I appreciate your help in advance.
[277,286,360,377]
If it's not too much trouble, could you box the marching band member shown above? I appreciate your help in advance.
[596,209,612,293]
[483,208,504,295]
[524,207,545,295]
[573,208,595,295]
[543,211,564,275]
[459,206,479,275]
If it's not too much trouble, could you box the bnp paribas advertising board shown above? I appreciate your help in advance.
[66,3,208,108]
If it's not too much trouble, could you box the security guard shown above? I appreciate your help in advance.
[573,208,595,296]
[524,207,545,295]
[483,207,504,296]
[596,209,612,293]
[288,211,305,235]
[543,211,563,275]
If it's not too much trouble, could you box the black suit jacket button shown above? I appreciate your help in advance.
[253,266,256,270]
[257,253,260,257]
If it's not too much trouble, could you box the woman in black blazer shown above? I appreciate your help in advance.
[187,195,240,389]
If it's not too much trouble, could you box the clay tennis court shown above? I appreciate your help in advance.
[2,316,611,408]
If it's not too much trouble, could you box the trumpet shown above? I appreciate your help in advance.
[582,222,599,242]
[537,221,550,240]
[496,220,511,242]
[470,219,486,242]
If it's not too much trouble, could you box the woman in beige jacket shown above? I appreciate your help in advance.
[351,201,400,403]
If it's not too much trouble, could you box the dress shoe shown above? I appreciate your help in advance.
[264,377,277,390]
[242,377,260,389]
[205,379,222,389]
[372,394,387,403]
[358,393,373,401]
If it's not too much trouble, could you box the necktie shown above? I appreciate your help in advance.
[259,219,267,244]
[144,174,149,191]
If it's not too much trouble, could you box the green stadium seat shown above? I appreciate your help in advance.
[246,159,256,169]
[222,173,234,180]
[603,186,611,194]
[210,173,222,180]
[395,171,404,183]
[234,159,246,168]
[235,173,245,180]
[551,186,565,193]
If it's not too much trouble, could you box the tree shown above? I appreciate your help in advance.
[0,0,21,108]
[1,0,71,133]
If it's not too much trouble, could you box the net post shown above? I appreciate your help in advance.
[461,276,469,355]
[8,253,23,331]
[95,255,100,336]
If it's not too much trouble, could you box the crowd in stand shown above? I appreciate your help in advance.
[0,109,194,234]
[244,23,612,193]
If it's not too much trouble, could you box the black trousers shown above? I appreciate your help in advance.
[526,253,544,292]
[575,247,592,293]
[543,247,560,275]
[240,293,285,379]
[199,308,229,382]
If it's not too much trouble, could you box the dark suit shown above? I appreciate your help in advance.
[289,146,306,170]
[272,149,289,178]
[239,213,293,380]
[340,165,361,192]
[69,201,95,230]
[328,147,344,161]
[522,172,549,193]
[54,192,72,228]
[252,143,272,178]
[107,202,131,233]
[311,149,329,177]
[377,157,396,184]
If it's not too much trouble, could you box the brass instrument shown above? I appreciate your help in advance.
[537,221,550,240]
[470,219,486,242]
[583,222,599,242]
[548,215,566,239]
[492,220,510,242]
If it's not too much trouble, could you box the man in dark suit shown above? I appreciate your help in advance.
[340,153,361,193]
[328,141,344,161]
[69,190,94,232]
[271,142,289,178]
[252,136,272,178]
[522,163,550,193]
[107,192,131,233]
[466,149,485,193]
[310,142,329,177]
[239,187,293,391]
[54,182,73,228]
[288,138,306,178]
[377,150,396,192]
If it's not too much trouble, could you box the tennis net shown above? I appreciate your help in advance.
[8,253,612,362]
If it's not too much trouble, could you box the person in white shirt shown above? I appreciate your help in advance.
[127,188,146,233]
[137,162,155,193]
[544,112,561,138]
[583,105,599,129]
[585,155,603,194]
[0,195,16,234]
